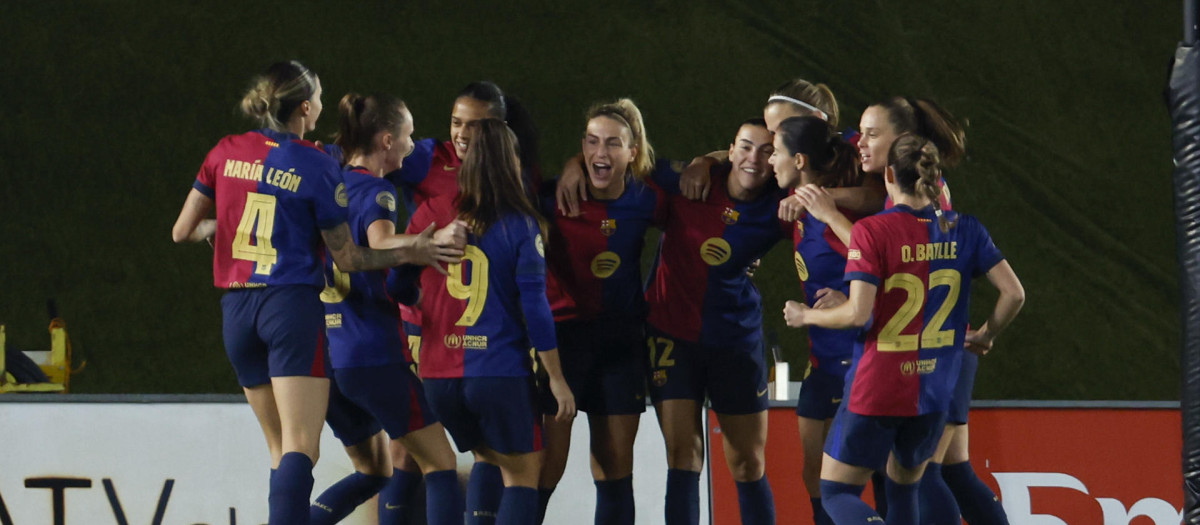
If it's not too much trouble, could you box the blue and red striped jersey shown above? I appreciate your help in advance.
[389,138,461,224]
[885,177,952,211]
[794,207,863,377]
[408,200,554,378]
[193,128,348,289]
[542,176,665,322]
[843,205,1004,417]
[321,167,408,368]
[645,164,791,345]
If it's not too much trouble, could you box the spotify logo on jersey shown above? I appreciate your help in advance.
[590,251,622,278]
[700,238,732,266]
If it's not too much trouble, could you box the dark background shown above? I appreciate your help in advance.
[0,1,1181,399]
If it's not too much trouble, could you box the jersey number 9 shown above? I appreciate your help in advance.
[446,246,489,327]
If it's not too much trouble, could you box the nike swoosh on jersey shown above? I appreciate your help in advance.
[385,503,405,510]
[757,388,769,397]
[831,398,843,403]
[443,164,457,171]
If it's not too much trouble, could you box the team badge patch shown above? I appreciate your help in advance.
[335,183,349,207]
[590,251,622,278]
[794,251,809,281]
[652,369,668,387]
[376,191,396,212]
[847,249,861,260]
[535,234,545,257]
[721,207,740,225]
[700,237,732,266]
[600,219,617,236]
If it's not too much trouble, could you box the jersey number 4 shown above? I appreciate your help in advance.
[232,192,278,275]
[446,246,489,327]
[877,269,961,352]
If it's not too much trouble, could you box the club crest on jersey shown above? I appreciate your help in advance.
[590,251,622,278]
[600,219,617,236]
[652,369,668,387]
[444,334,463,349]
[700,237,732,266]
[794,251,809,281]
[376,191,397,212]
[335,183,349,207]
[721,207,740,225]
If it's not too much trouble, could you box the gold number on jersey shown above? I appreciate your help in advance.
[446,246,489,327]
[647,336,676,368]
[876,270,962,352]
[319,262,351,304]
[232,192,279,275]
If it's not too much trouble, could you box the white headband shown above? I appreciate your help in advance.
[767,95,830,122]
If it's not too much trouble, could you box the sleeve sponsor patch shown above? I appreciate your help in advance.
[376,190,397,212]
[847,249,861,260]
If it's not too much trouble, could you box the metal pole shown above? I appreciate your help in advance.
[1187,0,1198,45]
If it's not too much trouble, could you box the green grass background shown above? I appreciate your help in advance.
[0,1,1181,398]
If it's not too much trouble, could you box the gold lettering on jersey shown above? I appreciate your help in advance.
[325,313,343,328]
[794,251,809,281]
[900,242,957,263]
[264,167,303,192]
[591,251,622,278]
[463,335,488,350]
[600,219,617,236]
[227,281,268,289]
[700,237,732,266]
[223,159,265,182]
[917,358,937,374]
[899,358,938,376]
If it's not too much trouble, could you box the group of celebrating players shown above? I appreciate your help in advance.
[172,60,1025,525]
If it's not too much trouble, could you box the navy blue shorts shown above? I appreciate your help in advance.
[542,318,647,416]
[646,325,768,415]
[326,368,382,447]
[795,364,845,420]
[424,376,542,454]
[221,286,326,388]
[332,363,437,443]
[948,351,979,425]
[824,403,948,470]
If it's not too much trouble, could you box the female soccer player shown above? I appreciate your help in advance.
[783,133,1024,525]
[311,92,468,525]
[535,98,662,525]
[768,115,860,525]
[401,118,575,525]
[646,118,787,525]
[170,61,461,525]
[386,80,540,525]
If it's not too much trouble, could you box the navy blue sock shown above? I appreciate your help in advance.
[497,486,538,525]
[664,469,700,525]
[269,452,315,525]
[942,461,1010,525]
[734,476,775,525]
[820,480,878,523]
[871,470,889,518]
[378,468,421,525]
[467,462,504,525]
[918,463,961,525]
[884,477,919,525]
[536,487,555,525]
[811,497,834,525]
[424,469,464,525]
[594,476,634,525]
[310,471,389,525]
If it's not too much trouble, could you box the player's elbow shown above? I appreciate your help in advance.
[848,307,872,329]
[171,225,191,244]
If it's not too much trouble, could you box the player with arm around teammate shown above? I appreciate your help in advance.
[646,118,788,525]
[170,61,459,525]
[400,118,575,525]
[767,115,861,525]
[534,98,664,525]
[311,92,469,525]
[783,134,1024,525]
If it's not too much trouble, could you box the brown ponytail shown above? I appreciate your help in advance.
[239,61,318,132]
[888,134,957,232]
[333,92,408,161]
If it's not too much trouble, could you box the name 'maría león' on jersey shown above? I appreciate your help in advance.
[223,159,303,193]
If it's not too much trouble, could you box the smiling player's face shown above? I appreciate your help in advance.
[449,97,493,160]
[859,105,898,175]
[728,124,774,192]
[582,116,635,198]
